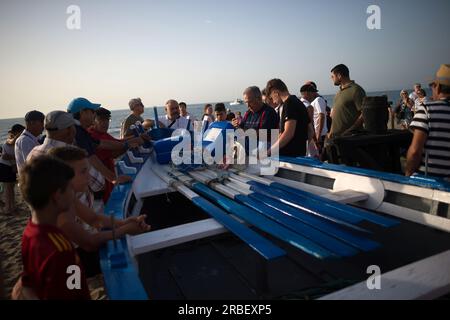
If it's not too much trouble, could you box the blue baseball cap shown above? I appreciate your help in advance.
[67,97,101,114]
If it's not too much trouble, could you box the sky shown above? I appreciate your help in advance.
[0,0,449,119]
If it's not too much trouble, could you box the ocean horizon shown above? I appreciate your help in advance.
[0,89,429,143]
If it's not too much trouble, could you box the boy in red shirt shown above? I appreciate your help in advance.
[19,155,90,299]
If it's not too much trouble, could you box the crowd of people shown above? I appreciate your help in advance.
[393,84,431,129]
[0,63,449,299]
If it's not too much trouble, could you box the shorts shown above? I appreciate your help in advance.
[0,163,16,183]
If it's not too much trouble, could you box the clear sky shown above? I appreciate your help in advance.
[0,0,449,119]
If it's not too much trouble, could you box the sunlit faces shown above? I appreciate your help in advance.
[165,101,180,119]
[205,106,213,115]
[53,181,75,213]
[29,120,44,136]
[414,84,422,94]
[68,158,91,193]
[94,116,110,133]
[179,104,187,117]
[331,72,341,86]
[215,110,227,121]
[61,125,77,145]
[80,108,96,126]
[268,90,282,107]
[301,91,315,103]
[430,82,439,101]
[132,102,145,115]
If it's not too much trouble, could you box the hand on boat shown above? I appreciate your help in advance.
[128,137,144,148]
[123,214,151,233]
[113,175,133,185]
[122,217,151,235]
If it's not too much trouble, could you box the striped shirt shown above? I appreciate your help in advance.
[27,138,105,192]
[409,98,450,178]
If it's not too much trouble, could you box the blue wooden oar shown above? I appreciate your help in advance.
[245,192,380,252]
[190,182,336,259]
[224,191,360,257]
[258,181,399,228]
[225,174,365,228]
[231,171,399,228]
[248,181,364,225]
[190,195,285,260]
[152,170,286,260]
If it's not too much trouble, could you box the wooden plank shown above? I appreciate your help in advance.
[375,202,450,233]
[383,180,450,204]
[279,161,339,180]
[324,190,369,204]
[320,250,450,300]
[132,157,174,198]
[269,176,369,204]
[269,175,335,195]
[129,218,227,255]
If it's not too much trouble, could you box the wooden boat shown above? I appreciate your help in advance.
[99,124,450,300]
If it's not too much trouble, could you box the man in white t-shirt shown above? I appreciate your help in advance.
[300,84,327,152]
[15,110,45,173]
[159,99,192,130]
[179,102,196,122]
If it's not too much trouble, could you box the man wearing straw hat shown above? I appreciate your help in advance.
[406,64,450,179]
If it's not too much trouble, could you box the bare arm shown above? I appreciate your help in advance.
[316,113,325,140]
[73,198,150,230]
[97,139,127,152]
[89,155,116,182]
[405,129,427,176]
[306,106,314,123]
[89,154,132,185]
[269,120,297,155]
[57,208,150,252]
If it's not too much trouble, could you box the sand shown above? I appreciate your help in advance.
[0,186,29,299]
[0,186,107,300]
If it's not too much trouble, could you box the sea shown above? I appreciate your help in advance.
[0,89,429,143]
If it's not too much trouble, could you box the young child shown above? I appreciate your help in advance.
[48,146,150,279]
[214,103,227,122]
[19,155,90,299]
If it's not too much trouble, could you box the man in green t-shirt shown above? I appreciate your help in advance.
[120,98,145,139]
[329,64,366,138]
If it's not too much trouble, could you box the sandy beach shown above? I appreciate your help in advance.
[0,187,29,299]
[0,187,107,300]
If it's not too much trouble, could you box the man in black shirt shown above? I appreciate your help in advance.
[265,79,310,157]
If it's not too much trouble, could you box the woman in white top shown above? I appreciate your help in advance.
[0,124,24,214]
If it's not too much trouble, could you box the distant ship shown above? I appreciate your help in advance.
[230,98,244,106]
